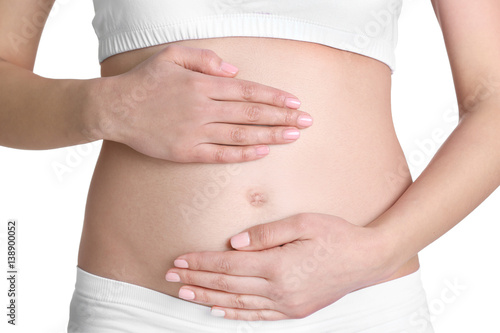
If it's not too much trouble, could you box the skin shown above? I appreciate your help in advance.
[1,0,498,327]
[165,0,500,321]
[80,36,419,308]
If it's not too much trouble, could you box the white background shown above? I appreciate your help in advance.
[0,0,498,332]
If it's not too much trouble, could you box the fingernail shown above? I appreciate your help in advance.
[283,129,300,140]
[165,272,180,282]
[231,232,250,249]
[285,97,301,109]
[211,308,226,317]
[174,259,189,268]
[255,145,270,156]
[297,115,313,127]
[179,288,195,300]
[221,61,239,74]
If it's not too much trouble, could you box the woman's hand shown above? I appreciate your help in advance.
[90,44,312,162]
[165,213,396,320]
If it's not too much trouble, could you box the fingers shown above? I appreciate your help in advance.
[175,286,280,315]
[160,45,303,116]
[182,286,277,312]
[166,283,287,320]
[211,307,288,321]
[173,251,270,277]
[160,44,240,77]
[206,75,302,110]
[159,45,303,114]
[191,143,271,163]
[166,268,269,295]
[202,123,301,147]
[207,101,313,129]
[230,214,314,250]
[193,103,312,163]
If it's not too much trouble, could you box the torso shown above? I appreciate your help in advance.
[78,37,419,303]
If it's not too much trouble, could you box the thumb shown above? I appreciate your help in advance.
[164,44,239,76]
[230,215,308,250]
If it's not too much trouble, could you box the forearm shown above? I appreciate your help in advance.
[369,98,500,271]
[0,59,102,149]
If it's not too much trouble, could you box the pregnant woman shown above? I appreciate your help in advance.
[1,0,499,332]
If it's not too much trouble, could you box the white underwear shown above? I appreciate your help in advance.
[68,267,434,333]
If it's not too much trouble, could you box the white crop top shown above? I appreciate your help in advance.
[92,0,403,72]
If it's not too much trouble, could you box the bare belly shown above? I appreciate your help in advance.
[78,37,419,303]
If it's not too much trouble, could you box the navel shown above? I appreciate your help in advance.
[247,189,268,207]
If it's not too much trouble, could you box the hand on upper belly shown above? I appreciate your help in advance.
[164,213,395,321]
[98,44,313,163]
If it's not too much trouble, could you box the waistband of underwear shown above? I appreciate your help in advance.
[73,266,427,330]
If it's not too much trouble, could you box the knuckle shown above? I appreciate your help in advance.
[194,288,209,303]
[182,273,195,286]
[229,127,246,143]
[232,295,247,309]
[199,48,219,68]
[244,104,262,122]
[267,128,281,144]
[240,147,253,161]
[215,257,232,273]
[161,44,184,61]
[272,92,287,107]
[211,276,230,291]
[270,127,283,143]
[283,108,294,124]
[213,147,227,163]
[253,311,266,321]
[232,310,244,321]
[240,82,257,100]
[253,297,270,310]
[256,224,275,246]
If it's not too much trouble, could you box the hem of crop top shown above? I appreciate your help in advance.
[96,14,396,73]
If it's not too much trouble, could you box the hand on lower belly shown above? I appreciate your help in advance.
[164,213,395,321]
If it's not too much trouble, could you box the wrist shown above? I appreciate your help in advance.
[365,217,408,280]
[80,76,114,142]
